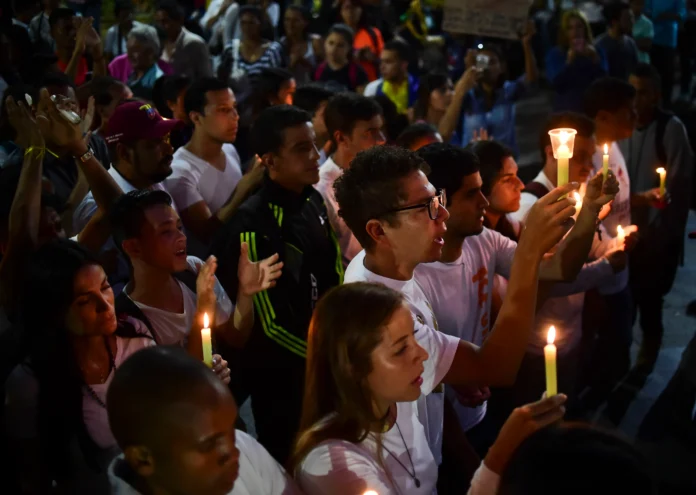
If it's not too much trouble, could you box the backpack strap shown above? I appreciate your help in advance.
[115,292,160,345]
[654,108,674,166]
[314,61,327,80]
[348,62,358,88]
[364,27,381,75]
[523,181,550,199]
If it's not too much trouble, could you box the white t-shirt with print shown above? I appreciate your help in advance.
[165,144,243,254]
[344,250,460,466]
[415,228,516,431]
[298,401,438,495]
[5,320,155,451]
[592,142,630,294]
[314,157,362,265]
[124,256,233,347]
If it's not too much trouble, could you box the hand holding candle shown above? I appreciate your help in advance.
[201,312,213,367]
[544,326,557,397]
[656,167,666,198]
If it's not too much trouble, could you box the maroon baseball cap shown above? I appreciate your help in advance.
[104,101,184,145]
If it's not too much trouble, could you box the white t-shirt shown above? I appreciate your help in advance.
[314,157,362,265]
[5,320,155,451]
[344,250,460,466]
[363,78,384,97]
[298,401,438,495]
[591,142,630,294]
[415,229,516,431]
[165,144,243,254]
[108,430,301,495]
[124,256,233,347]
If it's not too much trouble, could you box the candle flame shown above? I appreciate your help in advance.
[603,143,608,154]
[656,167,666,174]
[573,192,581,203]
[547,326,556,345]
[363,491,379,495]
[203,313,209,328]
[558,130,568,143]
[617,225,624,237]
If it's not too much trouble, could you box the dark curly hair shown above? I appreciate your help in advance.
[334,146,429,250]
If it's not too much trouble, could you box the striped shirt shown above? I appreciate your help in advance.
[219,40,284,80]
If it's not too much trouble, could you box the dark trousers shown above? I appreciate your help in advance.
[249,364,305,465]
[438,397,481,494]
[651,45,677,105]
[579,286,634,401]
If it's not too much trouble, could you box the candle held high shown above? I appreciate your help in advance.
[548,128,577,190]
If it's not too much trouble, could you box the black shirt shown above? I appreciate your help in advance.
[315,61,369,92]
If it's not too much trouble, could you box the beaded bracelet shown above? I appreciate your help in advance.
[24,146,46,159]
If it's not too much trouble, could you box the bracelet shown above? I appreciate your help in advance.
[24,146,46,159]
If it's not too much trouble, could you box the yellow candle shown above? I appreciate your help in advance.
[557,145,570,188]
[202,313,213,368]
[544,326,558,397]
[656,167,666,197]
[616,225,625,250]
[602,144,609,180]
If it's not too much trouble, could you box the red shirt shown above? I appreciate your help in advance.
[57,55,89,86]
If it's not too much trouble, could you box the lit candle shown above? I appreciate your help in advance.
[602,143,609,180]
[617,225,625,250]
[656,167,666,197]
[544,326,558,397]
[363,491,379,495]
[202,313,213,367]
[548,128,576,191]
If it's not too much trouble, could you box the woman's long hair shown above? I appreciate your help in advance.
[20,239,147,479]
[557,10,594,49]
[412,72,449,121]
[289,282,404,474]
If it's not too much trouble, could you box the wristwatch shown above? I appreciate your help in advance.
[76,148,94,163]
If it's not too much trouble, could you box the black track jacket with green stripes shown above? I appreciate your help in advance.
[211,177,344,366]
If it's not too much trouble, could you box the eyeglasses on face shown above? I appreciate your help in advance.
[382,189,446,221]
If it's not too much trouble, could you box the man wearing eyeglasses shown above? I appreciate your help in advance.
[336,145,618,488]
[315,93,386,267]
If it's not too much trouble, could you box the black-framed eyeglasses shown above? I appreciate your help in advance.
[383,189,446,221]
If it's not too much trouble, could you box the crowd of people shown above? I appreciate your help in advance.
[0,0,694,494]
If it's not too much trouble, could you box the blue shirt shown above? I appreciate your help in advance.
[459,76,531,156]
[546,46,608,112]
[646,0,686,48]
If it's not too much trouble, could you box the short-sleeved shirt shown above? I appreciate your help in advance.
[648,0,685,48]
[314,62,369,92]
[109,430,301,495]
[459,76,530,156]
[124,256,234,348]
[344,250,460,465]
[298,401,437,495]
[57,55,89,86]
[354,27,384,82]
[5,321,154,450]
[165,143,243,255]
[594,33,640,80]
[415,229,516,431]
[633,14,654,63]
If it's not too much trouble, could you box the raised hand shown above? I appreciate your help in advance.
[521,19,536,46]
[80,96,95,136]
[73,16,94,54]
[6,96,44,150]
[35,88,83,149]
[455,66,481,95]
[583,170,619,213]
[521,183,578,257]
[196,255,218,312]
[471,127,489,143]
[238,242,283,297]
[484,394,567,474]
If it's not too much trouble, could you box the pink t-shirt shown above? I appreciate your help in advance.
[108,54,174,83]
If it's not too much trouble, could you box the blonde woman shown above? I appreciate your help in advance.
[545,10,608,112]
